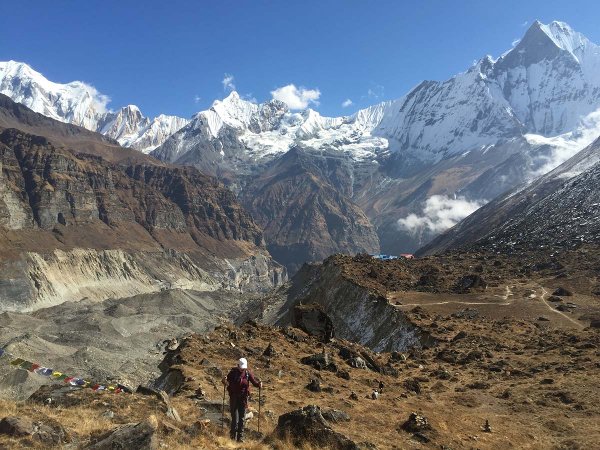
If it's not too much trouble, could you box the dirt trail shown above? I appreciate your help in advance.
[396,285,514,308]
[538,286,585,329]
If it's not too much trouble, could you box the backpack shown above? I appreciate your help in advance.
[229,368,250,397]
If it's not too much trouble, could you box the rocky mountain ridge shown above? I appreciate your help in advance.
[0,95,285,310]
[418,136,600,255]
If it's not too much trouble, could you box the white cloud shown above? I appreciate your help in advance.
[222,73,236,91]
[364,84,385,100]
[78,83,110,114]
[342,98,353,108]
[525,108,600,178]
[270,84,320,110]
[521,20,529,27]
[194,95,201,103]
[398,195,485,235]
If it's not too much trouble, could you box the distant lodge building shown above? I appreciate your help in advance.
[372,253,414,260]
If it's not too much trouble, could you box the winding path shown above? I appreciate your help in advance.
[537,287,585,329]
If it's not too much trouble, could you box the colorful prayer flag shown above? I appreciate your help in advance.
[10,358,25,366]
[19,361,34,371]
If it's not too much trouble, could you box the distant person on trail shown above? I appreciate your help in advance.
[222,357,262,442]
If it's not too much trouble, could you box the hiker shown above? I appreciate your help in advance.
[222,357,262,442]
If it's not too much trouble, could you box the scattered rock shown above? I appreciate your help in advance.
[404,379,421,394]
[548,296,563,302]
[306,379,322,392]
[451,308,480,319]
[432,367,452,380]
[452,331,468,341]
[282,327,308,342]
[322,409,351,423]
[553,287,573,297]
[263,342,277,357]
[349,356,367,369]
[453,275,487,293]
[101,410,115,420]
[271,405,359,450]
[301,352,336,371]
[556,304,573,312]
[400,412,431,433]
[389,352,407,362]
[152,368,185,396]
[467,381,490,390]
[0,416,68,444]
[349,391,359,401]
[336,369,351,380]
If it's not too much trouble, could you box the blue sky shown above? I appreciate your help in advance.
[2,0,600,118]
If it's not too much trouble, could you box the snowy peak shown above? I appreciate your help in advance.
[501,20,598,69]
[0,60,188,152]
[0,60,109,131]
[192,91,289,138]
[539,21,594,57]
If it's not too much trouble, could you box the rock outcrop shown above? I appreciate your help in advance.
[265,256,436,352]
[85,416,158,450]
[271,405,359,450]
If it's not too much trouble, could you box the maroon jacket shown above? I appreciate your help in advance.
[226,367,260,406]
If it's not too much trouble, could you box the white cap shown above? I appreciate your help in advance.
[238,358,248,369]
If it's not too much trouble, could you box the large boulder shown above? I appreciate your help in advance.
[293,304,335,342]
[85,416,158,450]
[0,416,68,444]
[552,287,573,297]
[271,405,359,450]
[453,275,487,293]
[301,352,337,371]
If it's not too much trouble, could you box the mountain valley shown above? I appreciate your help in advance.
[0,14,599,450]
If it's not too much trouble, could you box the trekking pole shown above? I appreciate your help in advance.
[258,384,262,433]
[221,383,226,432]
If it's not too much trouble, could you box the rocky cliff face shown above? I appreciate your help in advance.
[240,148,380,273]
[0,98,285,310]
[264,256,435,352]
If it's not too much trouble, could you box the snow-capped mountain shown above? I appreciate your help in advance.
[3,20,600,269]
[150,20,600,263]
[153,90,389,173]
[0,60,188,152]
[155,21,600,175]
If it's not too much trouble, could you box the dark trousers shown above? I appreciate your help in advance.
[230,397,245,440]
